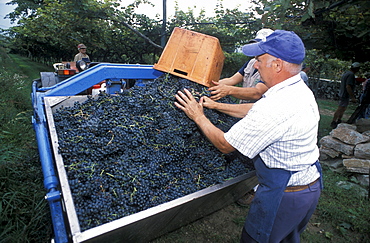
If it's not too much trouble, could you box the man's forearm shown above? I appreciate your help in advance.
[193,115,235,154]
[211,102,252,118]
[227,86,263,100]
[218,73,243,86]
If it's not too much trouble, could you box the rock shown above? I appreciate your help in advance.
[319,136,354,156]
[343,158,370,174]
[363,130,370,137]
[355,118,370,133]
[319,152,329,161]
[337,123,357,130]
[320,159,343,170]
[330,126,370,145]
[336,181,369,198]
[353,174,370,187]
[319,119,370,190]
[319,146,341,159]
[354,143,370,159]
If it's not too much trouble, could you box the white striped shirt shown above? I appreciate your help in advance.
[225,74,320,186]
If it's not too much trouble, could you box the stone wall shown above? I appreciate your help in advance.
[319,120,370,196]
[309,78,363,100]
[319,120,370,174]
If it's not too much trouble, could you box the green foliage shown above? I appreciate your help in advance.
[253,0,370,62]
[5,0,43,22]
[5,0,163,63]
[0,161,52,242]
[0,70,32,146]
[0,51,52,242]
[7,53,53,79]
[3,0,370,65]
[222,52,251,79]
[167,1,261,53]
[305,49,352,81]
[3,0,263,64]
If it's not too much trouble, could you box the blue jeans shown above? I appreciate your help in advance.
[241,179,321,243]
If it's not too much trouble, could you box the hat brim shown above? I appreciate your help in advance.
[242,42,265,57]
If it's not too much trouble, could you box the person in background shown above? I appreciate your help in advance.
[331,62,361,129]
[74,43,90,63]
[358,72,370,119]
[300,63,310,86]
[175,30,322,243]
[208,28,274,103]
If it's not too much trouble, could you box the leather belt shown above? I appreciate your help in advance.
[284,178,319,192]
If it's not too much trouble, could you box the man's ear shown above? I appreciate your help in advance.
[274,58,283,72]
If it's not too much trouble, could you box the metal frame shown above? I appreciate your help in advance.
[32,63,258,242]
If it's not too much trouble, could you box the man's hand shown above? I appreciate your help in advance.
[208,80,232,100]
[175,89,236,154]
[201,96,218,110]
[175,89,205,122]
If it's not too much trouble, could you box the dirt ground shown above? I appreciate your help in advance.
[152,201,251,243]
[152,199,331,243]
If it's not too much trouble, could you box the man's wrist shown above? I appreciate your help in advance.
[193,114,208,125]
[210,101,222,110]
[227,85,238,96]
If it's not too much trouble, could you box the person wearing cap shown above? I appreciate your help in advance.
[331,62,361,129]
[300,63,310,86]
[175,30,322,243]
[208,29,273,103]
[74,43,90,62]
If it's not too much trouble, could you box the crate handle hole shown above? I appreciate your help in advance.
[173,69,188,76]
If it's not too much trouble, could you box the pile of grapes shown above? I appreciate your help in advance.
[53,75,253,231]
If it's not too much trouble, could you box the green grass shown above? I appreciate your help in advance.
[318,167,370,241]
[317,103,336,144]
[0,49,53,242]
[300,165,370,243]
[318,114,333,142]
[316,99,358,141]
[0,49,368,242]
[6,53,53,80]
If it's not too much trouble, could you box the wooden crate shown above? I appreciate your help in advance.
[153,27,225,87]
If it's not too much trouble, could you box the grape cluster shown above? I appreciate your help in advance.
[53,75,253,231]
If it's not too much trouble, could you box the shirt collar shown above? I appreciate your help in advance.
[262,73,301,98]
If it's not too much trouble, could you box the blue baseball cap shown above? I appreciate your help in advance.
[242,30,305,64]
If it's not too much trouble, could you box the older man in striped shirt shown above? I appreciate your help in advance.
[175,30,322,243]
